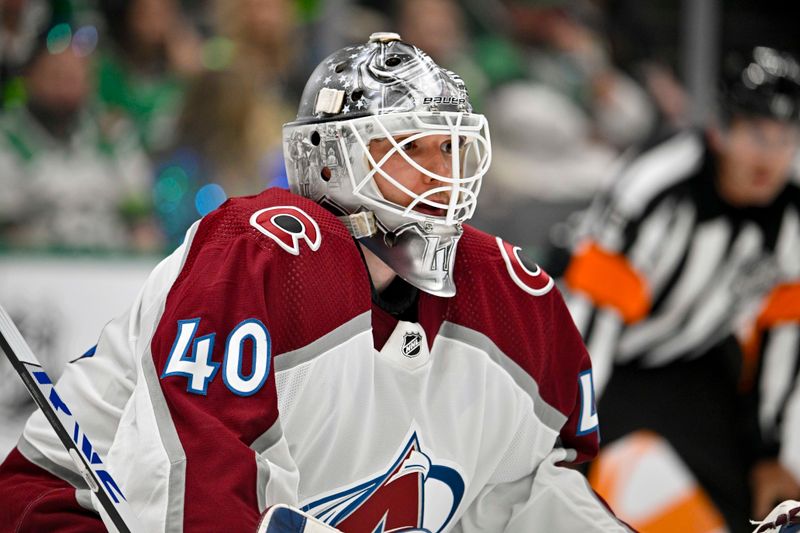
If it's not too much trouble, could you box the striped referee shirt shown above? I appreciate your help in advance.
[562,131,800,476]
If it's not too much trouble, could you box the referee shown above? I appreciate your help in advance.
[562,46,800,532]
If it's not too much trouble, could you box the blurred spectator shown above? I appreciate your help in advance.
[0,0,50,106]
[396,0,488,111]
[600,0,688,132]
[153,0,301,247]
[638,61,689,130]
[486,81,621,201]
[177,70,287,196]
[96,0,202,154]
[332,4,390,50]
[154,69,292,246]
[0,31,158,252]
[559,46,800,531]
[470,0,654,258]
[209,0,304,140]
[212,0,307,100]
[488,0,655,149]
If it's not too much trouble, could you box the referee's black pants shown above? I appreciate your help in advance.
[596,336,753,533]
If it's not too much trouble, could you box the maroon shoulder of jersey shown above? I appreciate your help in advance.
[168,187,372,357]
[150,187,372,531]
[432,224,599,463]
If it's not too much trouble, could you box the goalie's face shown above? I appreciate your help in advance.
[351,112,489,227]
[368,134,456,217]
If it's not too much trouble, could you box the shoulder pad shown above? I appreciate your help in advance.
[200,188,353,257]
[458,225,554,297]
[495,236,554,296]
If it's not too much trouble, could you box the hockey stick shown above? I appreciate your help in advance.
[0,302,143,533]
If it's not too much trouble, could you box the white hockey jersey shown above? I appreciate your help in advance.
[9,188,629,532]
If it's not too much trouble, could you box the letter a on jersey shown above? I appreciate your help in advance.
[301,430,465,532]
[250,206,322,255]
[496,237,554,296]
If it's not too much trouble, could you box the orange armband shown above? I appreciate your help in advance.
[564,242,651,324]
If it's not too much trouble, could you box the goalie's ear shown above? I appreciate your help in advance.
[256,504,342,533]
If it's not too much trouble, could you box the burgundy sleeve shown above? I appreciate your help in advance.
[0,448,105,532]
[152,235,283,532]
[544,287,601,464]
[151,203,369,531]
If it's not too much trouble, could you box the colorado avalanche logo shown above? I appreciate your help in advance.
[496,237,553,296]
[250,206,321,255]
[301,432,465,532]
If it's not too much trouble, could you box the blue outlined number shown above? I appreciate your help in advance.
[577,369,599,435]
[161,319,219,395]
[223,319,271,396]
[161,318,271,396]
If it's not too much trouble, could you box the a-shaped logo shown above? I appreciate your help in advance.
[302,431,465,532]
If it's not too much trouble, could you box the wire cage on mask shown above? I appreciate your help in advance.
[342,111,491,227]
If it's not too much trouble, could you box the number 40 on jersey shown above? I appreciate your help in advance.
[161,318,271,397]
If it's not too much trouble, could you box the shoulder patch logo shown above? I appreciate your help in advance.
[250,206,322,255]
[496,237,554,296]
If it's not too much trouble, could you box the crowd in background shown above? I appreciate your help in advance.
[0,0,306,252]
[0,0,694,256]
[0,0,794,255]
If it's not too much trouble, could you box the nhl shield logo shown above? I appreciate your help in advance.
[401,332,422,358]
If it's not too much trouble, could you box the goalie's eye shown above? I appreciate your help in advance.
[400,140,418,153]
[441,137,467,155]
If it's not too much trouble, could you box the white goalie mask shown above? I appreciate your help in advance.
[283,32,491,296]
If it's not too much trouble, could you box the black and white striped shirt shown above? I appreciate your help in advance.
[562,131,800,475]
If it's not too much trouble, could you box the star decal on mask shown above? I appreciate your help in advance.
[323,76,332,85]
[342,104,351,113]
[355,98,367,109]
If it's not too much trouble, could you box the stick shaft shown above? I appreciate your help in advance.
[0,303,142,533]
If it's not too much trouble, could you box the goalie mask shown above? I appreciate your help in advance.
[283,32,491,297]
